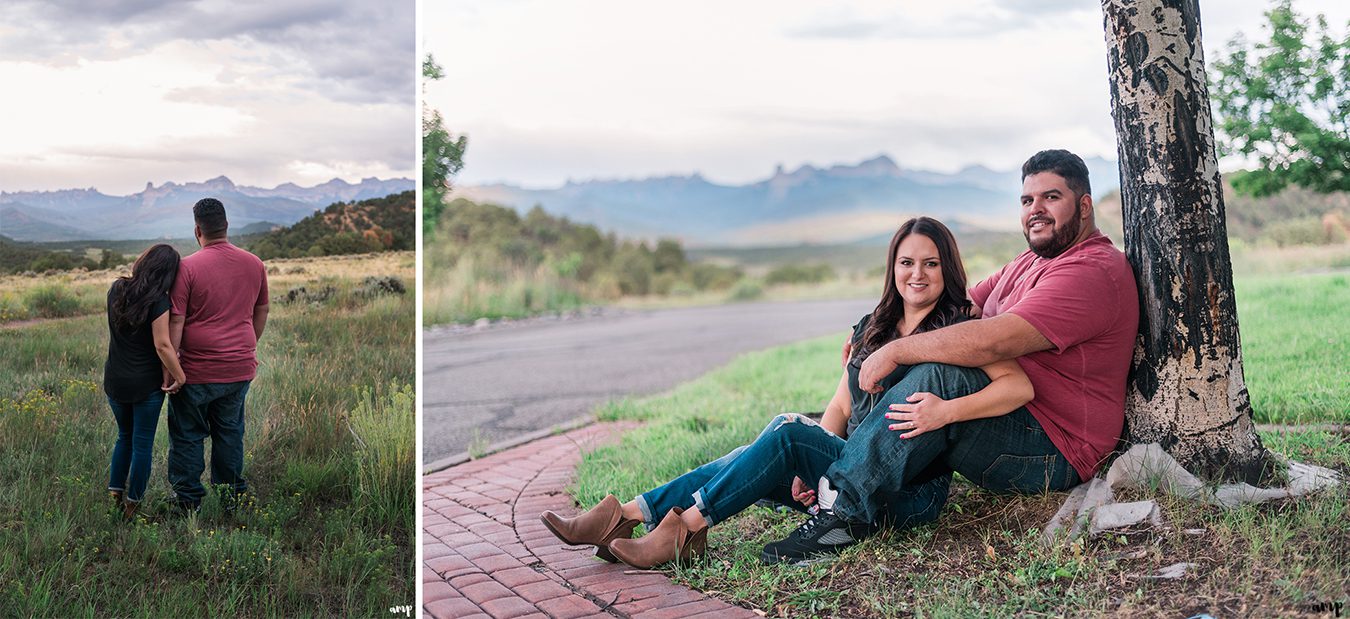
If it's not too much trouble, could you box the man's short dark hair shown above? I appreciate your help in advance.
[194,198,228,238]
[1021,149,1091,197]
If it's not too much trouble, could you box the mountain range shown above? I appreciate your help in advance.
[453,155,1121,246]
[0,176,414,242]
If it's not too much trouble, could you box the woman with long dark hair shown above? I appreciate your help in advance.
[104,244,187,519]
[541,217,1035,568]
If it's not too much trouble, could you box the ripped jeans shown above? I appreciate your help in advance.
[635,413,950,530]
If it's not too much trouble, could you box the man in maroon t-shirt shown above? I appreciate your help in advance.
[165,197,269,513]
[763,150,1139,565]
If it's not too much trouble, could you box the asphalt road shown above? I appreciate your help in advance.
[421,298,876,465]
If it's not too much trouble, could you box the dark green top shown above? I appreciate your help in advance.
[843,312,970,437]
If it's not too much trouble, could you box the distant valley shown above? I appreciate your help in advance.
[453,155,1122,247]
[0,176,413,242]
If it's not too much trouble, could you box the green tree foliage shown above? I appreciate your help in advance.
[1211,0,1350,196]
[423,54,467,233]
[248,191,414,260]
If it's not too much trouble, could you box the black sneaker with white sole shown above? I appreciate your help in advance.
[760,509,877,565]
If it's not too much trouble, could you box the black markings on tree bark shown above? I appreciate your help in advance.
[1102,0,1273,484]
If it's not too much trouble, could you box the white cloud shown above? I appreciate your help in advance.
[425,0,1350,188]
[0,0,413,193]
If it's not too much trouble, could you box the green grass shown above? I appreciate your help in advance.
[1236,272,1349,424]
[0,258,414,616]
[572,272,1349,617]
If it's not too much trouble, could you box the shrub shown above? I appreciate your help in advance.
[690,263,742,291]
[349,384,415,534]
[24,285,81,319]
[1264,216,1343,247]
[356,276,406,298]
[765,263,836,285]
[727,279,763,302]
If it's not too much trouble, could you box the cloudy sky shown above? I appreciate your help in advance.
[0,0,413,194]
[426,0,1350,189]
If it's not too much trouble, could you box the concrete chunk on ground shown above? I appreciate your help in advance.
[1043,442,1343,544]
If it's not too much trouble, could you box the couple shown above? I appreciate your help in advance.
[103,198,269,519]
[542,149,1141,567]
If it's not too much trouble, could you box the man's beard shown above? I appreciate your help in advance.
[1025,214,1081,259]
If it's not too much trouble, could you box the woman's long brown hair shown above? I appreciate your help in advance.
[109,244,181,331]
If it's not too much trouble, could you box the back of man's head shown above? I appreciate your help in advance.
[1022,149,1091,197]
[194,198,228,238]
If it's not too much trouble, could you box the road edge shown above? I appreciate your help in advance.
[423,414,599,474]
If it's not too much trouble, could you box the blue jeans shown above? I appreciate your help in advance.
[637,413,949,530]
[167,381,250,507]
[107,392,166,503]
[828,363,1080,525]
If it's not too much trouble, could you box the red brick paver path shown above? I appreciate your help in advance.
[422,422,760,619]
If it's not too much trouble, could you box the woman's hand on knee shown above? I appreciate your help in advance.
[791,476,816,506]
[885,392,953,439]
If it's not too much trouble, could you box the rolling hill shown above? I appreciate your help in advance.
[246,191,414,260]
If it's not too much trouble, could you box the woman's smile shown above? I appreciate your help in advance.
[894,233,944,310]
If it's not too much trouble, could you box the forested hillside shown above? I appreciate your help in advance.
[424,198,744,323]
[0,235,121,274]
[247,191,414,259]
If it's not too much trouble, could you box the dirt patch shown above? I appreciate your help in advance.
[0,314,98,330]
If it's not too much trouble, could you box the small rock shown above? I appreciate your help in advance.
[1147,562,1196,579]
[1089,499,1163,534]
[473,317,490,329]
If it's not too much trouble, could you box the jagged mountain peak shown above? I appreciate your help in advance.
[2,176,413,242]
[452,154,1122,247]
[200,175,236,190]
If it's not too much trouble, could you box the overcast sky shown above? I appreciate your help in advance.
[0,0,413,194]
[425,0,1350,189]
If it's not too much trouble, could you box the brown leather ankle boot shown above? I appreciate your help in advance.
[540,494,639,563]
[121,500,138,521]
[607,508,707,569]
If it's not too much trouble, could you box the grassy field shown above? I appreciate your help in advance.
[1237,272,1349,424]
[0,251,415,616]
[572,271,1349,617]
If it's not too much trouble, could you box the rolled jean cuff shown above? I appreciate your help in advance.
[691,489,717,527]
[635,493,658,530]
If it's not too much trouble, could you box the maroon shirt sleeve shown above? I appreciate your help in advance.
[1004,258,1122,354]
[255,262,269,308]
[169,264,190,316]
[969,263,1004,309]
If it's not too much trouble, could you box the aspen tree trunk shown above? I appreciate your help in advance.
[1102,0,1274,484]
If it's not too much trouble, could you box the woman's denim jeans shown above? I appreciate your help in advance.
[827,363,1080,525]
[108,392,166,503]
[637,413,950,530]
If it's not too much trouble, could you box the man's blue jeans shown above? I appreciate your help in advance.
[828,363,1080,525]
[637,413,950,530]
[107,392,166,503]
[167,381,250,507]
